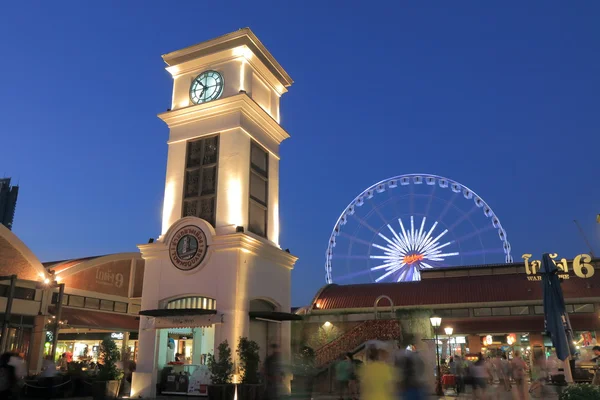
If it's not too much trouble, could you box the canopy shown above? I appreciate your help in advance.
[540,253,576,361]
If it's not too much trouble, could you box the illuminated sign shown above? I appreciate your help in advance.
[110,332,124,340]
[45,331,53,343]
[403,254,424,265]
[522,254,594,281]
[484,335,493,346]
[506,333,516,345]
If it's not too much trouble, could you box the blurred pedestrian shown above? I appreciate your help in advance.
[510,351,527,400]
[0,352,18,399]
[395,343,426,400]
[470,353,488,399]
[40,355,58,400]
[360,346,395,400]
[264,344,282,400]
[335,353,353,400]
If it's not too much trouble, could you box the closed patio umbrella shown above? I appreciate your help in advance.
[540,253,576,381]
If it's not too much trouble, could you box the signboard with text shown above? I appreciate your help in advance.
[522,253,594,281]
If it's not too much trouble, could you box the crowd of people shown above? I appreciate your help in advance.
[334,338,429,400]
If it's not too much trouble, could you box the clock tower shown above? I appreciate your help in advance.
[132,29,297,398]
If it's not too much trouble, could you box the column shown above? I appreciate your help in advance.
[467,335,482,354]
[192,327,202,365]
[132,326,162,398]
[28,315,47,374]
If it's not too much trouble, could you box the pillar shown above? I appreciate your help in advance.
[281,321,291,394]
[28,315,46,374]
[467,335,482,354]
[192,327,202,365]
[132,327,161,398]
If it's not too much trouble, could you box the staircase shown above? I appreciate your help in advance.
[314,319,402,368]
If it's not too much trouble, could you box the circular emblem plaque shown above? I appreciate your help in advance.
[169,225,208,271]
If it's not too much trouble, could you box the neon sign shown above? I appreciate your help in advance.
[522,253,594,281]
[403,254,424,265]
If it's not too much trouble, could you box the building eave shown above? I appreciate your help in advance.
[162,28,293,88]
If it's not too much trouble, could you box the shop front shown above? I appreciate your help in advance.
[53,331,139,363]
[138,306,222,396]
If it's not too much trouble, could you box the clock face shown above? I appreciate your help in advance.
[190,70,224,104]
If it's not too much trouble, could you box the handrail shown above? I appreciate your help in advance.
[314,319,401,367]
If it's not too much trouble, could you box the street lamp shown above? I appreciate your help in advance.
[430,315,444,396]
[445,327,454,356]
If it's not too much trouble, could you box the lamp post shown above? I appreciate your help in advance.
[430,315,444,396]
[445,326,454,356]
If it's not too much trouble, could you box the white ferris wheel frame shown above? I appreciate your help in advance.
[324,174,513,284]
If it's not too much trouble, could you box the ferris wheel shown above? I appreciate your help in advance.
[325,174,512,284]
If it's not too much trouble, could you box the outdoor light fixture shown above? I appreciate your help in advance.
[323,321,332,328]
[430,315,442,328]
[236,226,244,233]
[444,327,453,336]
[430,315,444,396]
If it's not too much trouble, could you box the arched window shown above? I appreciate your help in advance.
[166,296,216,311]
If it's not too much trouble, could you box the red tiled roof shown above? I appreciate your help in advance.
[314,273,600,310]
[54,307,139,331]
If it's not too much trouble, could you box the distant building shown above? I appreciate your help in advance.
[0,178,19,230]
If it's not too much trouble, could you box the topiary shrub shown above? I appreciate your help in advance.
[97,338,123,381]
[559,383,600,400]
[207,340,234,384]
[236,337,260,384]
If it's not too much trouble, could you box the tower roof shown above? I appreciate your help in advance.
[162,28,293,88]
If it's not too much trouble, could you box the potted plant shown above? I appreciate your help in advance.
[236,337,262,400]
[559,383,600,399]
[207,340,235,400]
[92,338,123,400]
[291,346,315,399]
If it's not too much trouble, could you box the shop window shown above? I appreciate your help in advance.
[182,135,219,227]
[438,309,452,317]
[248,142,268,237]
[114,302,128,313]
[565,305,574,313]
[492,307,510,316]
[52,293,69,305]
[100,300,114,311]
[451,309,470,317]
[573,304,595,313]
[510,306,529,315]
[85,298,100,309]
[534,306,544,315]
[0,285,36,300]
[473,308,492,317]
[69,296,84,308]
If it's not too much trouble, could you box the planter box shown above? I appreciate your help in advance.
[237,383,263,400]
[208,383,236,400]
[92,380,121,400]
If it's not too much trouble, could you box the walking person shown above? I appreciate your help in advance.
[264,344,283,400]
[470,353,489,400]
[335,353,353,400]
[592,346,600,385]
[40,355,58,400]
[0,352,18,399]
[395,343,426,400]
[359,345,395,400]
[510,351,527,400]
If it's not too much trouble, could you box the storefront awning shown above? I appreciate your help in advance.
[249,311,303,321]
[55,307,140,331]
[139,309,222,330]
[139,309,217,317]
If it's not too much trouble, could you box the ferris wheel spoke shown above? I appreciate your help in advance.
[341,232,373,247]
[419,229,450,254]
[420,262,435,269]
[397,218,412,251]
[427,252,460,261]
[452,224,496,245]
[377,232,404,253]
[447,205,479,231]
[350,214,379,235]
[417,220,439,253]
[375,265,403,282]
[370,262,397,271]
[387,224,409,253]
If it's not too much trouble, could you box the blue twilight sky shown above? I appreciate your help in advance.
[1,2,599,306]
